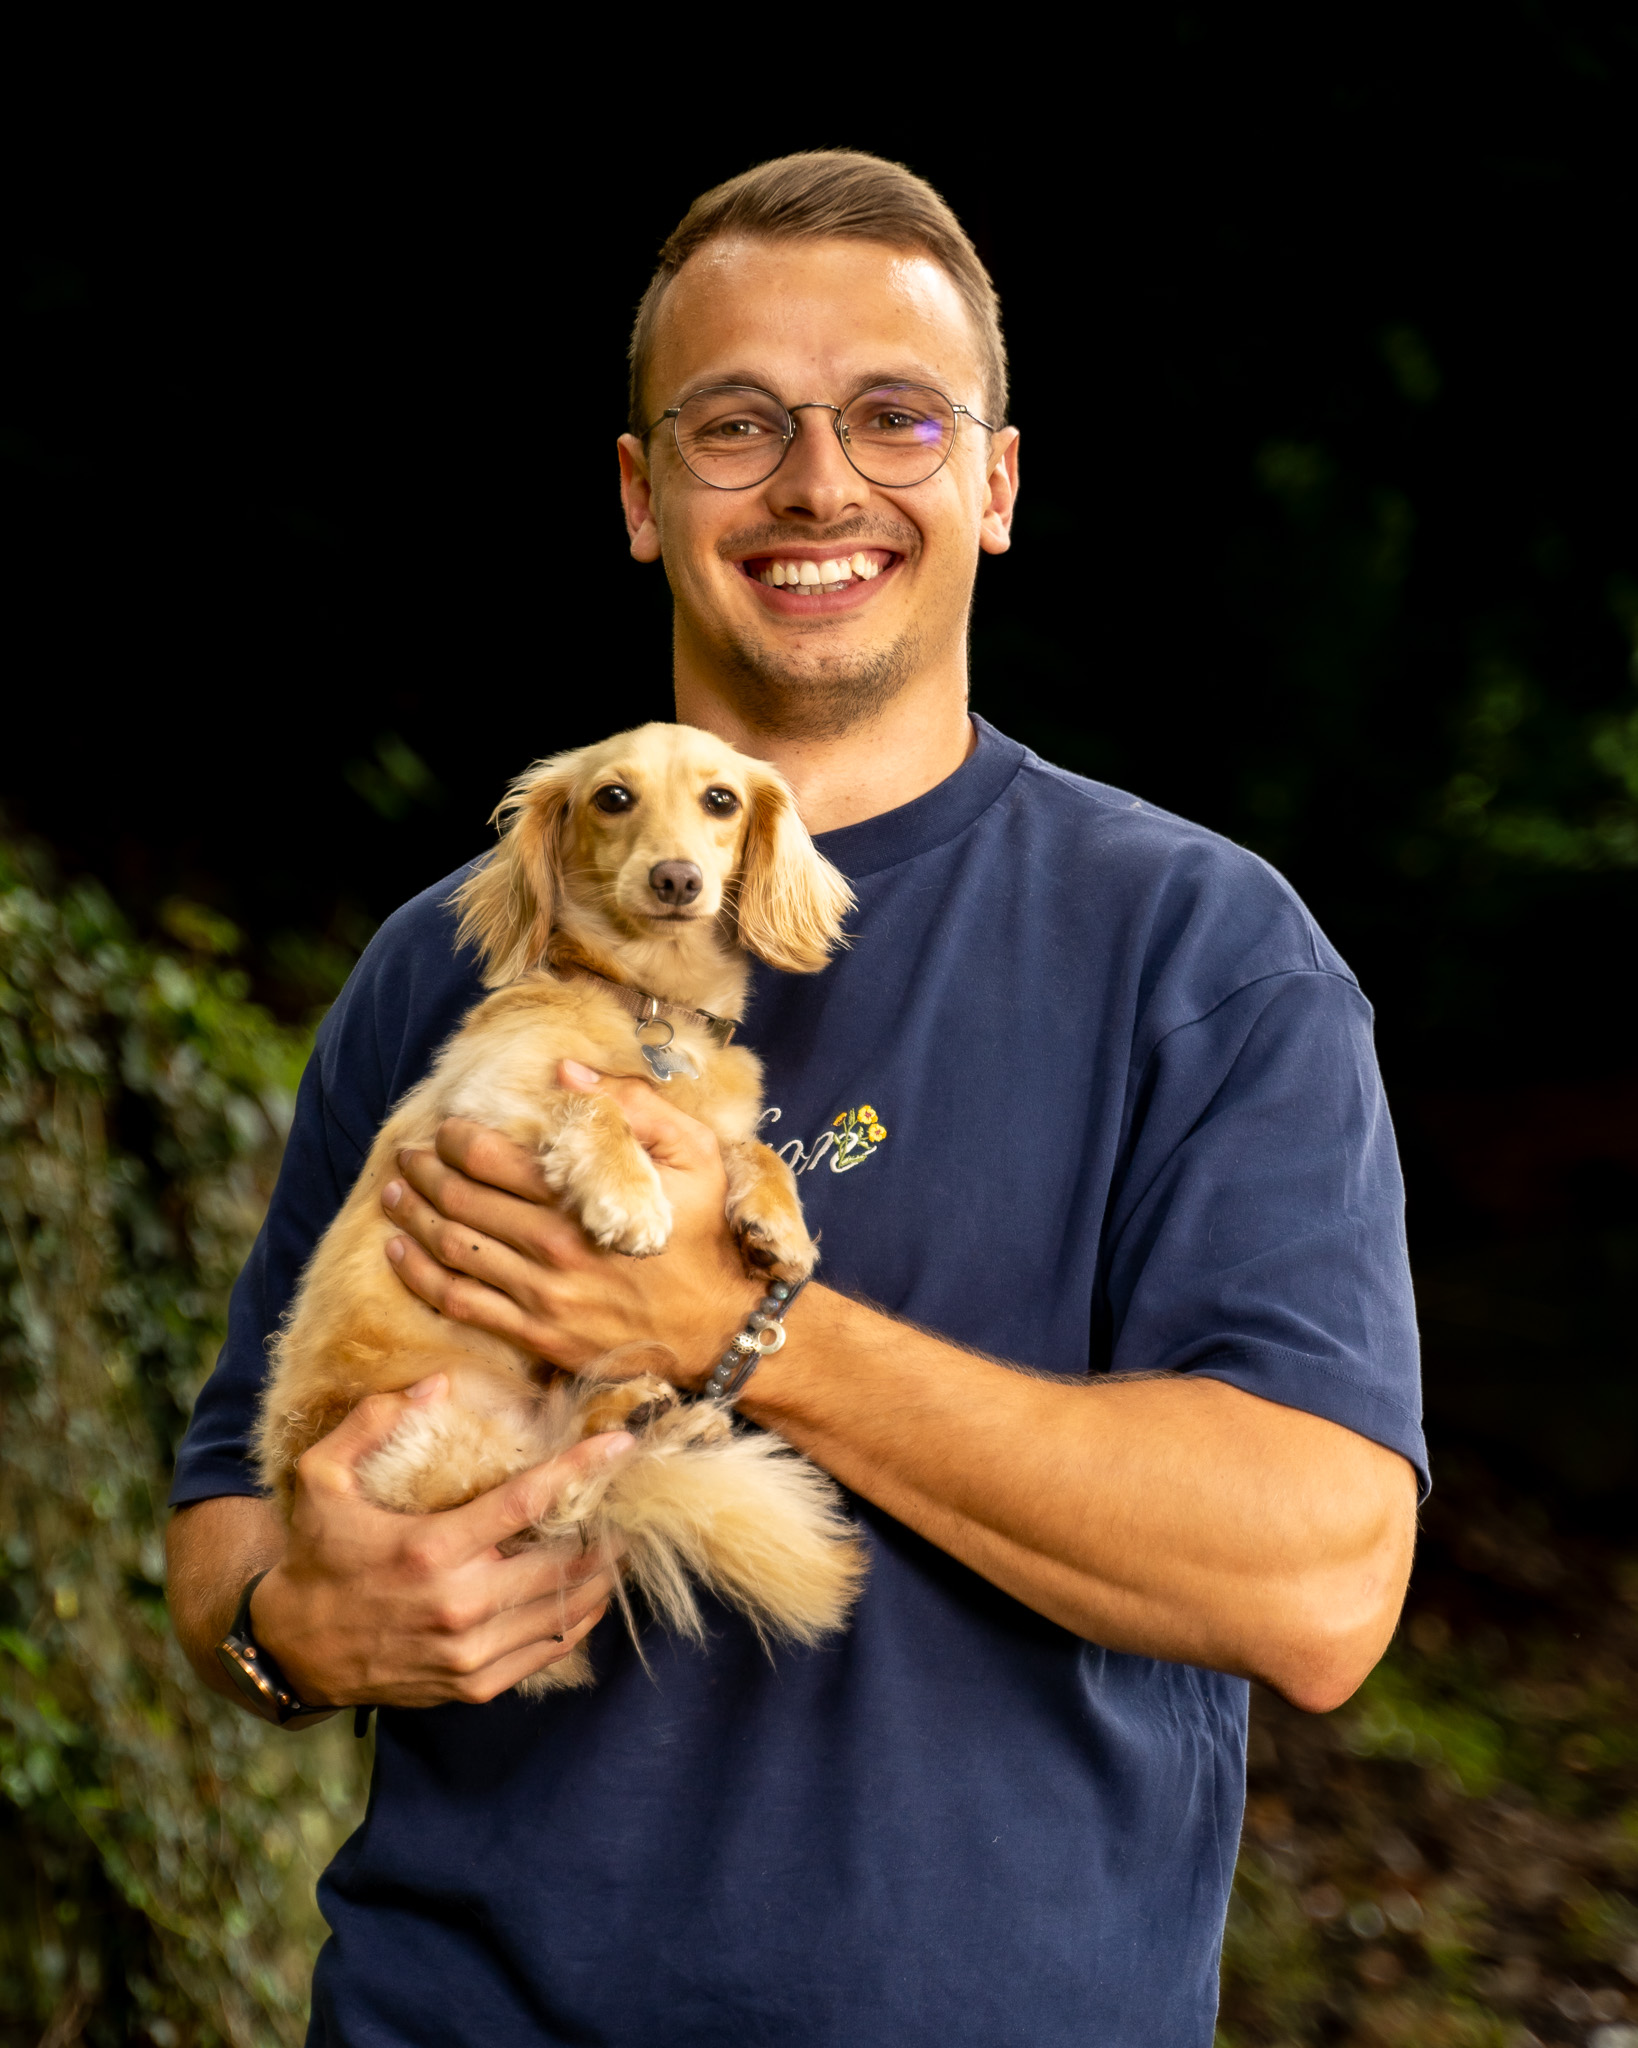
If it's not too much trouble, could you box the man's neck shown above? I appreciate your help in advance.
[671,670,976,835]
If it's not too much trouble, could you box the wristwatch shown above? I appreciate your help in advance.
[215,1570,334,1728]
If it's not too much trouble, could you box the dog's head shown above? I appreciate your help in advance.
[453,722,854,986]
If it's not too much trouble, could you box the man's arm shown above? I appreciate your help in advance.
[168,1494,293,1706]
[168,1381,636,1713]
[378,1067,1418,1716]
[744,1295,1414,1713]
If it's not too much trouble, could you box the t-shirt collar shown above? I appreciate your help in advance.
[811,716,1027,880]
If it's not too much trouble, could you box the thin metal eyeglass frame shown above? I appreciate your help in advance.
[640,382,999,492]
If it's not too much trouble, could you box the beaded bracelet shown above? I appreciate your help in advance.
[702,1279,806,1403]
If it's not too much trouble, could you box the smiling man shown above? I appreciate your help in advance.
[168,153,1425,2047]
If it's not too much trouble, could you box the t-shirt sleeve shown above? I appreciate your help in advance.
[167,1036,371,1506]
[1104,968,1427,1492]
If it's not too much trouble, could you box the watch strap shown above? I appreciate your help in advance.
[215,1569,333,1728]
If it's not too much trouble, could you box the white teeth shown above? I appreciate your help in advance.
[757,553,885,587]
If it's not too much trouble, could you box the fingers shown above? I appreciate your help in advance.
[385,1232,561,1352]
[443,1575,616,1681]
[430,1120,548,1199]
[296,1377,449,1497]
[367,1593,613,1711]
[555,1061,719,1169]
[445,1430,637,1563]
[388,1143,588,1267]
[384,1168,555,1296]
[449,1600,610,1706]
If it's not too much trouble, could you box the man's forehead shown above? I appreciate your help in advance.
[648,234,982,401]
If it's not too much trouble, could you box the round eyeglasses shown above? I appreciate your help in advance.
[644,382,998,491]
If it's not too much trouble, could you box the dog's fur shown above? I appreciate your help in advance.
[255,722,866,1691]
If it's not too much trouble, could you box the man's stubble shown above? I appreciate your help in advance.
[694,512,934,743]
[713,619,926,743]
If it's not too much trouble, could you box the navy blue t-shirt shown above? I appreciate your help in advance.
[172,718,1425,2048]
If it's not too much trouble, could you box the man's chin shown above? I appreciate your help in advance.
[716,627,923,743]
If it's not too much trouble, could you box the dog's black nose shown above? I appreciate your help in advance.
[649,860,703,909]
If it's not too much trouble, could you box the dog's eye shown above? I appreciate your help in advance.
[592,785,635,814]
[702,787,741,818]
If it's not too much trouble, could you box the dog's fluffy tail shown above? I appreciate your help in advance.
[606,1429,867,1650]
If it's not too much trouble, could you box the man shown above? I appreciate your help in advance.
[169,150,1423,2045]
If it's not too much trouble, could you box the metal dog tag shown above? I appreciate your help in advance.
[639,1038,700,1084]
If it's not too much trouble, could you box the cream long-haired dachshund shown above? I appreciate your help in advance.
[256,722,866,1691]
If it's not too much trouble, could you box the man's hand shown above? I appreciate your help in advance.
[242,1375,635,1709]
[381,1060,761,1386]
[375,1063,1418,1715]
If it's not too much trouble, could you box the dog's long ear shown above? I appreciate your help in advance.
[734,765,854,974]
[451,751,581,986]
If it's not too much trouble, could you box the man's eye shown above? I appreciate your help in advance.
[592,785,635,814]
[699,416,771,443]
[702,787,741,818]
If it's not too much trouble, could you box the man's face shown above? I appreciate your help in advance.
[618,237,1019,739]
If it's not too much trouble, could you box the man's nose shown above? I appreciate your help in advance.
[649,860,703,909]
[764,409,868,525]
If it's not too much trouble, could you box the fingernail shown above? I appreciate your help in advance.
[405,1373,446,1399]
[561,1059,601,1088]
[386,1238,405,1264]
[383,1180,403,1208]
[597,1431,635,1459]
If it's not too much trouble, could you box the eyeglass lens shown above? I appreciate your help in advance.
[671,385,958,490]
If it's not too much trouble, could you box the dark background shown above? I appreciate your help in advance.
[6,11,1637,1512]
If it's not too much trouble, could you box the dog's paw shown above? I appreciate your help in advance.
[577,1373,681,1439]
[722,1139,818,1285]
[539,1105,674,1256]
[734,1219,817,1286]
[580,1183,674,1257]
[649,1398,733,1449]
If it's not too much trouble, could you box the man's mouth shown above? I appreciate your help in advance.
[735,547,899,598]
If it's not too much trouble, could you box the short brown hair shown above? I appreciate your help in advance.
[627,150,1008,435]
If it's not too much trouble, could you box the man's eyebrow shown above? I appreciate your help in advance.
[670,366,957,405]
[670,371,775,402]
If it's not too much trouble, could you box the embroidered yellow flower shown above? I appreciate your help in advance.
[833,1113,846,1127]
[868,1124,886,1143]
[858,1105,876,1122]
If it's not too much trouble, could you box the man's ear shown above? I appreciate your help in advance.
[452,751,581,986]
[980,425,1021,556]
[618,436,663,564]
[733,766,854,974]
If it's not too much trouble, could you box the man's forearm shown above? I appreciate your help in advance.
[741,1287,1417,1712]
[166,1494,289,1705]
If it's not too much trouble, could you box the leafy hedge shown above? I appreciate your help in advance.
[0,840,367,2048]
[7,837,1636,2047]
[1219,1462,1638,2046]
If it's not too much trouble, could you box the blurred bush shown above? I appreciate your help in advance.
[0,837,367,2048]
[1219,1461,1638,2046]
[8,829,1636,2046]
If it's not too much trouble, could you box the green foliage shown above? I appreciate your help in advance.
[344,734,444,824]
[0,839,367,2048]
[9,831,1636,2046]
[1220,1475,1638,2044]
[1436,638,1638,875]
